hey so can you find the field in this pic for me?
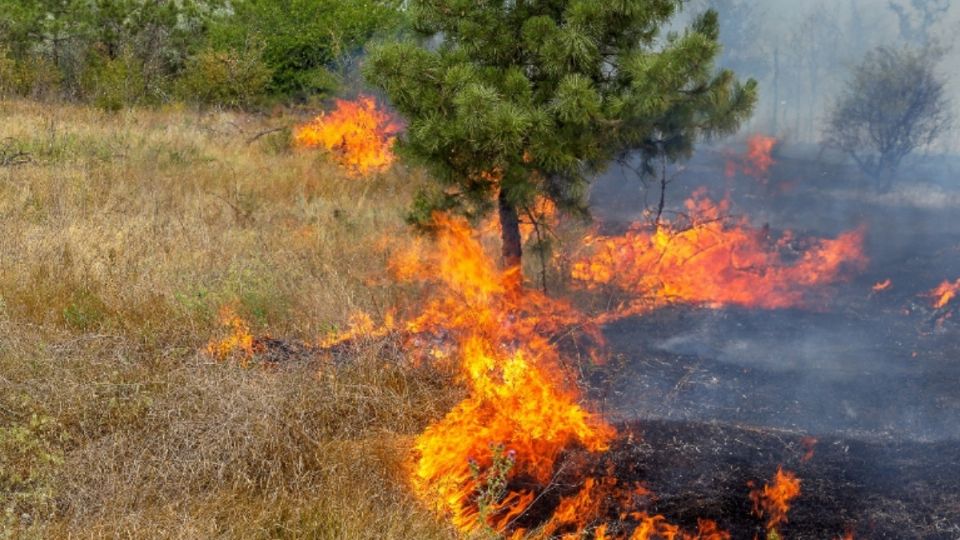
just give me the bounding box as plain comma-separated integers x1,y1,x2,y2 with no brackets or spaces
0,99,458,538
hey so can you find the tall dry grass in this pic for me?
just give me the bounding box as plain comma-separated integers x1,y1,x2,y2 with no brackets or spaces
0,99,458,538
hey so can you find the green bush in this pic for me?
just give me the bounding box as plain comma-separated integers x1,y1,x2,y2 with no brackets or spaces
207,0,406,100
0,48,62,99
80,48,146,111
176,43,273,108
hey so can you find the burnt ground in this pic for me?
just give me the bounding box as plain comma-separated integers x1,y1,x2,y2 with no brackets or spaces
580,146,960,538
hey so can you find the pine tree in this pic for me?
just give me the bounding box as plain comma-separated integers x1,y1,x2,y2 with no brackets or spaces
364,0,756,271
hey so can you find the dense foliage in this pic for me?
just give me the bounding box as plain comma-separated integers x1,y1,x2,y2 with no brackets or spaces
364,0,757,268
0,0,404,108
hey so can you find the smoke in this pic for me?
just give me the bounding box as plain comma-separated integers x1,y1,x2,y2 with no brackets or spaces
588,123,960,443
682,0,960,152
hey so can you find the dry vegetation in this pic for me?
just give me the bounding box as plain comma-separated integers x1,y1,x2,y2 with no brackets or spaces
0,99,459,538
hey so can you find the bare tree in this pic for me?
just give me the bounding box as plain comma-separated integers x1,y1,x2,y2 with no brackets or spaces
888,0,950,45
823,46,952,190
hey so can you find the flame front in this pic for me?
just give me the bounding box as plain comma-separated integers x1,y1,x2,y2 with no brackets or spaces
400,215,616,533
573,193,867,318
293,96,400,176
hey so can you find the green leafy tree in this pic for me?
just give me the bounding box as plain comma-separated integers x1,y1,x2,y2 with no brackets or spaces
364,1,756,271
824,46,952,190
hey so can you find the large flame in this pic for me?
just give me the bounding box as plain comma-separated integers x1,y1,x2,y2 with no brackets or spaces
572,192,867,318
293,96,401,176
395,215,616,532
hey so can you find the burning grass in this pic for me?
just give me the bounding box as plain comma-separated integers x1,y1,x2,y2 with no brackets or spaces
0,98,456,537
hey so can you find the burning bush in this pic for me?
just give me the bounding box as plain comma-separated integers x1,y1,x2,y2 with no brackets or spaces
294,96,401,176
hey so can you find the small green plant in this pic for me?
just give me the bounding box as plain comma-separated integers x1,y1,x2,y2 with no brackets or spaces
62,288,107,331
0,414,66,535
468,443,517,537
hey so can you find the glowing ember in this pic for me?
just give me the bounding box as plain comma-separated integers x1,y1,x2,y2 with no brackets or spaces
750,467,801,535
927,278,960,309
801,436,818,463
205,306,261,365
293,96,401,176
872,279,892,292
572,192,868,318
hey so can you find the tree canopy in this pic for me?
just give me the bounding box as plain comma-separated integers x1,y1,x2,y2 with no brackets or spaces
824,45,952,189
364,0,757,269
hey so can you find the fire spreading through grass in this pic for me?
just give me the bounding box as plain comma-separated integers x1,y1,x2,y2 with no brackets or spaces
205,143,870,535
749,467,802,538
293,96,401,176
572,192,867,320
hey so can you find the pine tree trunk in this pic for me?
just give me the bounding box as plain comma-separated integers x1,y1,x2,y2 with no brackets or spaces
498,189,522,270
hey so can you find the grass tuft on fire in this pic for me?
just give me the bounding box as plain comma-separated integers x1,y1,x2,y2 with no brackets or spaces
0,99,458,537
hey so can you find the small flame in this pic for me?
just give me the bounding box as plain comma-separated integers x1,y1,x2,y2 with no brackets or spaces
872,279,892,292
725,135,778,182
205,306,261,365
293,96,401,176
927,278,960,309
750,467,801,534
800,436,818,463
744,135,777,178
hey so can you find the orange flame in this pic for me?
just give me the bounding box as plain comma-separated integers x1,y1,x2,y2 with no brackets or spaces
872,279,892,292
750,467,801,533
744,135,777,178
725,135,777,182
927,278,960,309
293,96,401,176
205,306,261,365
800,436,818,463
317,214,731,537
572,193,867,318
399,215,615,533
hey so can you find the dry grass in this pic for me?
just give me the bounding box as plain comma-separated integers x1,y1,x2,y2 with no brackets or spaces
0,99,458,538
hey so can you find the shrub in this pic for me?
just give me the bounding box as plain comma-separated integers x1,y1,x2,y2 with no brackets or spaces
176,43,273,109
80,48,146,112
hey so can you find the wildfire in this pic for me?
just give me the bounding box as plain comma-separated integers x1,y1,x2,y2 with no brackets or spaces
927,278,960,309
293,96,401,176
572,192,867,318
750,467,802,535
397,215,616,533
205,306,262,366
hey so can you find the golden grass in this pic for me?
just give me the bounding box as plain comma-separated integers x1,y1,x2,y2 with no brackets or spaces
0,99,458,538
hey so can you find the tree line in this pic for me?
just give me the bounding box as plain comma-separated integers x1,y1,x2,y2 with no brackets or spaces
0,0,404,110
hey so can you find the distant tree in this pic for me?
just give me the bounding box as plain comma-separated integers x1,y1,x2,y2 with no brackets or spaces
888,0,950,45
364,1,756,272
824,46,952,189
